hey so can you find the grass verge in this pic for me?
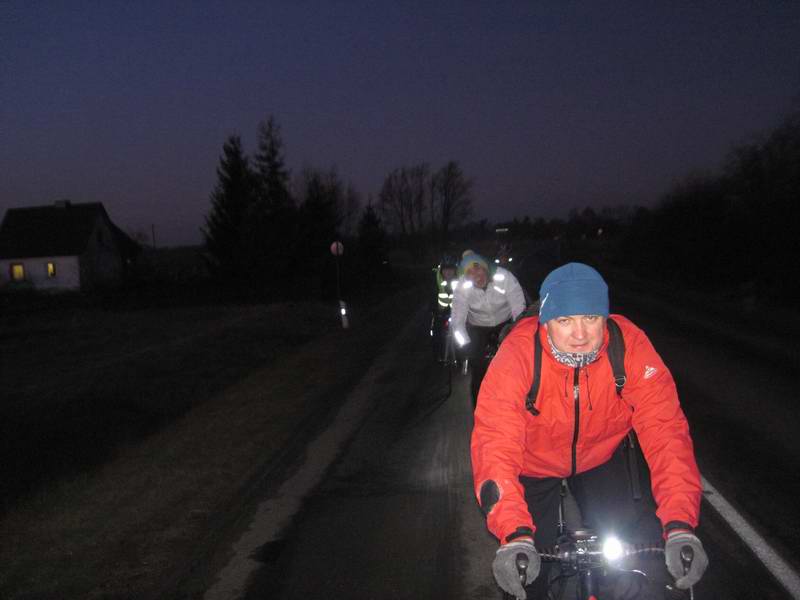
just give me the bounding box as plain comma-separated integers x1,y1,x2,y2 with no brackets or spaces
0,277,426,599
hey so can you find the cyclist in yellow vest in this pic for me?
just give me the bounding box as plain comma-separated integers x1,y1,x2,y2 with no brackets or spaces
431,257,458,362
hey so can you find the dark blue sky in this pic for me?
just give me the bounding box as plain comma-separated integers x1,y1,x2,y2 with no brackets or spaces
2,2,799,246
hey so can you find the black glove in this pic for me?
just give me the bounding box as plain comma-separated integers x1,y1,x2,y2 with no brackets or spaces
492,539,541,600
665,531,709,589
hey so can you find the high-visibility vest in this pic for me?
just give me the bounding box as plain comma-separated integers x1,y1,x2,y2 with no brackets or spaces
434,267,455,309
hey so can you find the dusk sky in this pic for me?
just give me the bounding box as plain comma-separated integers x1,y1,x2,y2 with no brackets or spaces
2,2,799,247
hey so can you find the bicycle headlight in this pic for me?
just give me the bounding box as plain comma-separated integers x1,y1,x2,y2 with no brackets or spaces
602,536,624,561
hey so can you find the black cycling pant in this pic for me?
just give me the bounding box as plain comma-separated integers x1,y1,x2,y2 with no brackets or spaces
466,321,508,406
519,437,681,600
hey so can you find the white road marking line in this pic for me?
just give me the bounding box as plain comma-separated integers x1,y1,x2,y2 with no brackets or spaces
203,312,421,600
702,475,800,599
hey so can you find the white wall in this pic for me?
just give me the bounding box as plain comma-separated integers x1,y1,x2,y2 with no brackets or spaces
81,218,123,288
0,255,81,291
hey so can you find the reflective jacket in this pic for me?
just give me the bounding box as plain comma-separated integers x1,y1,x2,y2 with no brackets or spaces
471,314,702,544
451,266,526,345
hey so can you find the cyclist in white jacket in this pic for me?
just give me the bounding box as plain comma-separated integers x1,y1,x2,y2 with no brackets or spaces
451,249,526,404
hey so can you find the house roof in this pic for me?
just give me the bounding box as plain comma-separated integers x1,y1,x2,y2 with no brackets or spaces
0,201,139,259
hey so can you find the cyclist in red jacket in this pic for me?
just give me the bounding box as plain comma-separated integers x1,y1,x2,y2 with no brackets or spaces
471,262,709,599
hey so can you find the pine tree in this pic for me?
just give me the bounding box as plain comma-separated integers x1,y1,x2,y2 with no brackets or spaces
296,168,343,296
253,116,296,283
298,168,342,259
254,116,292,213
202,135,257,281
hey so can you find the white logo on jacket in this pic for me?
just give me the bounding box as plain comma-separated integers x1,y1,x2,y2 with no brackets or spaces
644,365,657,379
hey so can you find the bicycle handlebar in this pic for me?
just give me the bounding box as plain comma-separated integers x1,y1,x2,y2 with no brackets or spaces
537,536,665,566
681,545,694,569
681,545,696,600
516,530,694,600
515,553,529,585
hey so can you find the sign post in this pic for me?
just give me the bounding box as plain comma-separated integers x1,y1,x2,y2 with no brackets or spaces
330,241,348,329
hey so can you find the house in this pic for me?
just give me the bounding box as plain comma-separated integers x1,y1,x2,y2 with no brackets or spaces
0,200,140,292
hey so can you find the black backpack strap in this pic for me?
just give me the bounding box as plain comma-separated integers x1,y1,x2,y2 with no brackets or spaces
606,317,626,396
525,323,542,416
606,318,642,500
624,430,643,501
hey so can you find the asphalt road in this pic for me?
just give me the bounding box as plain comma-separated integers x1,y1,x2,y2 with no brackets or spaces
201,267,798,599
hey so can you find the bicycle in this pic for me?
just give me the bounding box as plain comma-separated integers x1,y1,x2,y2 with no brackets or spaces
430,311,460,366
503,481,696,600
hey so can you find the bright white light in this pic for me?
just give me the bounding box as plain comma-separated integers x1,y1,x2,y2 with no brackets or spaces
340,308,347,316
429,330,433,337
494,259,500,264
449,280,458,288
508,257,513,262
454,331,467,346
493,273,505,281
493,285,506,294
463,281,473,289
440,280,448,287
603,537,624,561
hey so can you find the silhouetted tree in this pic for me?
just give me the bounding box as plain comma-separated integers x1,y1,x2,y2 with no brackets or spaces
255,116,293,212
338,183,362,239
407,163,430,234
203,135,257,281
253,116,296,285
613,105,800,304
722,108,800,299
356,203,387,279
296,167,343,293
378,168,406,234
431,161,473,243
450,218,491,244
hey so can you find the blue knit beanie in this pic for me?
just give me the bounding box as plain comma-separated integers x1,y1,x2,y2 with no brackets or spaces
458,250,489,276
538,263,609,323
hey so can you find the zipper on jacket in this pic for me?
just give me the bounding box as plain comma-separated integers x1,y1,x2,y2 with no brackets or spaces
585,369,593,411
570,367,580,477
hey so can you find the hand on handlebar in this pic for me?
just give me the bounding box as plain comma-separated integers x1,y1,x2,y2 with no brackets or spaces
665,531,708,589
492,538,541,600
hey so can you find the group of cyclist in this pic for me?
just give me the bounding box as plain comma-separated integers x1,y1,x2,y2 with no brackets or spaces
430,250,709,599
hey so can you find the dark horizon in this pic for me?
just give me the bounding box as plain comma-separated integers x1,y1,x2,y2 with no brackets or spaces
2,2,799,247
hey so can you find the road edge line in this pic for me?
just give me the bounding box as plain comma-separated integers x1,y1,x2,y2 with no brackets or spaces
702,475,800,599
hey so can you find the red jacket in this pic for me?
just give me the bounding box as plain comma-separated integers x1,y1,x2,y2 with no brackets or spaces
471,314,702,544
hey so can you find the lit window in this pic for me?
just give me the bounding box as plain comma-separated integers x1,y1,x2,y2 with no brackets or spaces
10,263,25,281
47,262,56,278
